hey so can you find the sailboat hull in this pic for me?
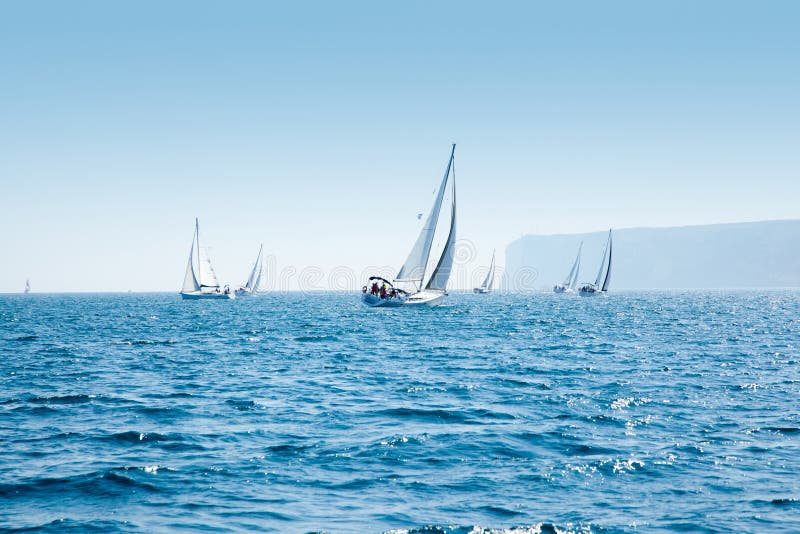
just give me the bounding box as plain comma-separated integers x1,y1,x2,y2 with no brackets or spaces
234,288,256,297
361,292,407,307
404,291,445,307
553,285,571,293
577,284,606,297
181,291,235,300
473,287,490,294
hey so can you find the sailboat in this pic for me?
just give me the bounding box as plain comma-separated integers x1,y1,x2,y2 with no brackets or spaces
362,144,457,308
473,249,495,294
578,230,612,296
554,242,582,293
24,279,30,294
235,244,263,297
180,218,235,300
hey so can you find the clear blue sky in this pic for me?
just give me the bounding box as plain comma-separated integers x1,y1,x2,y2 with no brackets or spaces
1,1,798,291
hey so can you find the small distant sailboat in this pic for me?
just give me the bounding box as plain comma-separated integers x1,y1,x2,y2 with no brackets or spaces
578,230,612,296
554,242,582,293
24,279,31,294
473,249,496,294
362,144,457,307
180,218,234,300
235,244,263,297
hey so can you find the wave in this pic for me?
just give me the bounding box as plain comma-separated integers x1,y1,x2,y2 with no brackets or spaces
113,339,178,346
0,467,166,499
376,407,515,424
383,524,596,534
6,517,138,532
10,334,38,342
28,394,96,405
293,335,339,342
102,431,199,449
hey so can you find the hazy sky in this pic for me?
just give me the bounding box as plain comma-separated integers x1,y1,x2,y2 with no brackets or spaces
1,1,798,292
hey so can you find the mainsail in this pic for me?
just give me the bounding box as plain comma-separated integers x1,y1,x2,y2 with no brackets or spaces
564,242,582,289
601,232,612,292
479,249,496,291
594,231,610,287
244,244,264,291
198,248,220,288
396,144,456,292
425,172,456,291
182,226,201,293
182,218,221,293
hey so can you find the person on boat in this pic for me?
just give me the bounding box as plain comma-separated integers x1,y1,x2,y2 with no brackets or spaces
380,284,387,299
371,282,379,296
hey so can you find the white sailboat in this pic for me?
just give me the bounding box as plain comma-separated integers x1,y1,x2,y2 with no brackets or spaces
180,218,234,300
362,144,457,308
473,249,495,294
578,230,612,296
554,242,582,293
235,244,263,297
24,279,30,294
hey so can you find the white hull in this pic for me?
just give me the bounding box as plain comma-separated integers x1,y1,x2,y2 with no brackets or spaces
553,285,572,293
181,291,235,300
361,292,407,308
234,288,256,297
473,287,490,294
404,290,445,307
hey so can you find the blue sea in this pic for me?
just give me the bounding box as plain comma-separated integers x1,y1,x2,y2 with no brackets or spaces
1,292,799,533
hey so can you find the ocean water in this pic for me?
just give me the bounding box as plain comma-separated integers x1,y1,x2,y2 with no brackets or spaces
1,291,799,533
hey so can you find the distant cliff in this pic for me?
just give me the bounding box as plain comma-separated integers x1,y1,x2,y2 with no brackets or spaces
504,219,800,289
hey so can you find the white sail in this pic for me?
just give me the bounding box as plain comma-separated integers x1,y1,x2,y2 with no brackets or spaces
244,245,263,291
182,230,201,293
480,250,495,290
565,242,582,289
424,172,456,291
194,218,220,289
24,279,31,294
396,144,456,291
198,247,220,288
601,232,612,292
569,248,581,290
594,231,610,287
184,218,220,291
